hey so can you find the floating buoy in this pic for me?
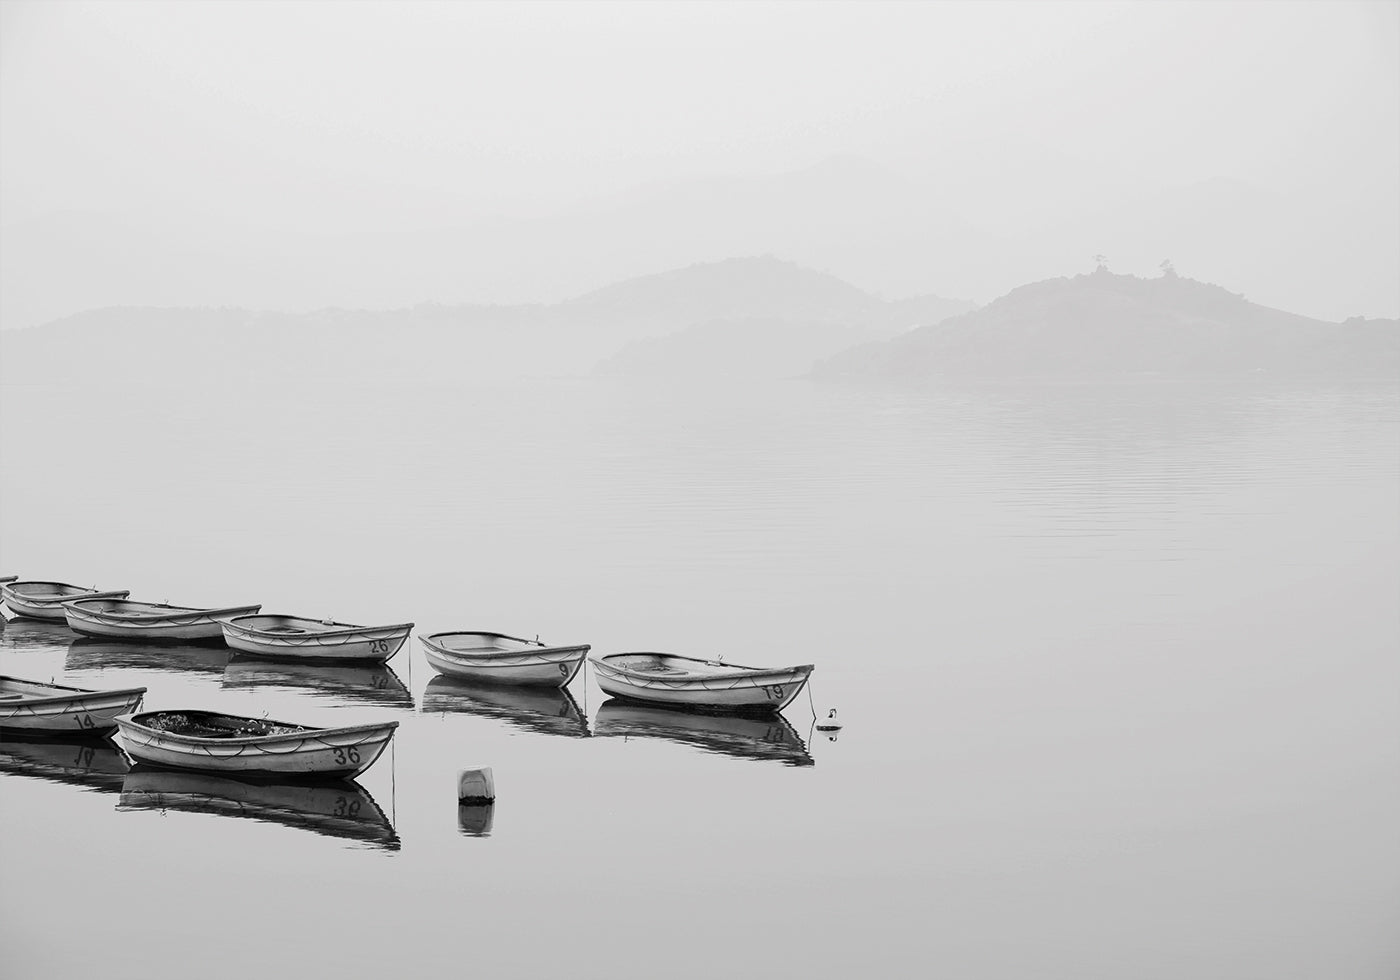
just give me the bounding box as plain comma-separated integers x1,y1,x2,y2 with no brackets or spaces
458,766,496,804
815,708,843,732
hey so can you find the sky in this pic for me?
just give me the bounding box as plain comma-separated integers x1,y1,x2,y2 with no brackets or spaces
1,0,1397,327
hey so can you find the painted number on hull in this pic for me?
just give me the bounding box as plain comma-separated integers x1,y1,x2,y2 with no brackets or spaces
332,746,362,767
558,663,570,676
767,685,785,701
72,713,95,729
368,639,390,656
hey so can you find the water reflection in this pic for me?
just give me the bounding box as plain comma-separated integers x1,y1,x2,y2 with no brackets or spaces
592,700,814,767
66,638,231,676
0,732,131,792
458,802,496,837
422,676,590,738
1,616,79,651
117,767,400,851
222,657,413,708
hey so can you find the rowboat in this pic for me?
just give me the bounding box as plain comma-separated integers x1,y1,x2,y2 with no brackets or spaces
64,598,262,642
1,581,130,621
423,676,590,738
420,631,589,686
118,768,399,849
219,615,413,662
593,700,814,767
67,638,231,677
0,675,147,733
113,710,397,778
0,732,131,793
590,653,813,713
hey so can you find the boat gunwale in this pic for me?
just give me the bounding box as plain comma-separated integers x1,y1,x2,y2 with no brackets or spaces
591,653,814,683
64,600,264,622
420,632,589,658
116,711,399,747
2,582,132,605
0,675,148,705
220,616,415,640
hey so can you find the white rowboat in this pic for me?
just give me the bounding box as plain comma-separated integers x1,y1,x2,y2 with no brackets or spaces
114,710,398,778
0,675,147,733
590,653,813,713
420,631,589,687
219,615,413,662
2,581,130,621
64,598,262,642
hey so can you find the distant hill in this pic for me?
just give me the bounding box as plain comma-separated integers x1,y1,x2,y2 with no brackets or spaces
812,269,1400,382
0,257,970,385
591,283,973,380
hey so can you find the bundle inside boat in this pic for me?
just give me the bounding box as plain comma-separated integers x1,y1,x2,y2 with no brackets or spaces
140,711,311,739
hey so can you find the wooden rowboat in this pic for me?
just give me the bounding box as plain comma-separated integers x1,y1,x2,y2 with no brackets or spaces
0,675,147,733
64,598,262,642
420,631,589,686
219,615,413,662
113,710,397,778
1,581,130,621
590,653,813,713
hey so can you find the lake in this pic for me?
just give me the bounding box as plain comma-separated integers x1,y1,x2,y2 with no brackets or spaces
2,375,1397,979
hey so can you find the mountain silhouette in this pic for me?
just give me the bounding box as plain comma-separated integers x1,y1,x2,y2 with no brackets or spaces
812,269,1400,381
0,257,968,384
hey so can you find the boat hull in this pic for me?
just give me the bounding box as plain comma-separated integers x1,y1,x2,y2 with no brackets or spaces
220,616,412,663
420,633,589,686
1,583,130,621
64,600,262,642
114,713,397,778
0,678,147,733
591,655,813,713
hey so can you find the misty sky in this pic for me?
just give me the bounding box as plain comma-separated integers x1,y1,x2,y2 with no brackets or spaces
2,0,1397,327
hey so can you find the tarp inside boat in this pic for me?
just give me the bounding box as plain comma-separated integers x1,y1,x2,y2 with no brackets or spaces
138,711,310,739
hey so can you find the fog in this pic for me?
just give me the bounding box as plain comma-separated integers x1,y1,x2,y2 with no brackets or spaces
2,0,1397,329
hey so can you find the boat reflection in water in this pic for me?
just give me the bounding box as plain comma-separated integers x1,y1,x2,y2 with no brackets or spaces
422,676,590,738
1,616,79,652
592,700,814,767
0,732,131,793
118,767,400,851
65,638,231,677
222,657,412,708
458,802,495,837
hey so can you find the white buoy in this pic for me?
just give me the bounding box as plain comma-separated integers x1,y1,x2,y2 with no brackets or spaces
815,708,843,731
458,766,496,803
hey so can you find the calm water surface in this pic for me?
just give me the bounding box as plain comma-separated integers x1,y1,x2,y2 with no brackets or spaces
2,378,1397,979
